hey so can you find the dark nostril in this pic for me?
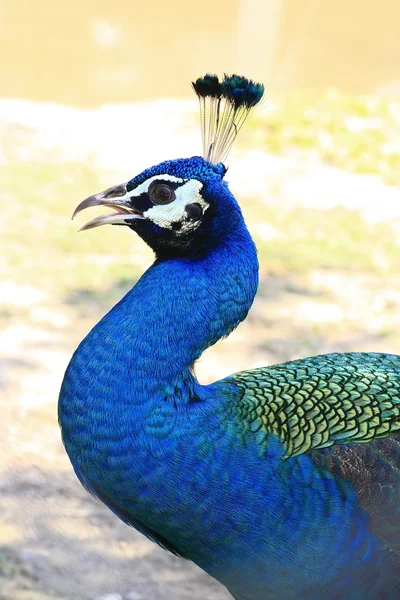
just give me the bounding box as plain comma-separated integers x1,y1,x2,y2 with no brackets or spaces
185,202,203,221
103,184,128,198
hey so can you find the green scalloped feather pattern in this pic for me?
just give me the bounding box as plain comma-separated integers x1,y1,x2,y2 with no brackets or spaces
231,353,400,458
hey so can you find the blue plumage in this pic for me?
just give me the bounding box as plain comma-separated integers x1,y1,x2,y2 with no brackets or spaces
59,75,399,599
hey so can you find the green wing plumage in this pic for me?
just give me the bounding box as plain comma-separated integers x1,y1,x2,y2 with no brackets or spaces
229,352,400,553
230,352,400,458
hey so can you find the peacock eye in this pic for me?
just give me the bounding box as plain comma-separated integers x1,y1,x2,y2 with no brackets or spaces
148,182,175,205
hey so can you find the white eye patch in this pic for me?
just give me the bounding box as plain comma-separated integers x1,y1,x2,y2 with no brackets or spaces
130,174,185,196
130,174,208,233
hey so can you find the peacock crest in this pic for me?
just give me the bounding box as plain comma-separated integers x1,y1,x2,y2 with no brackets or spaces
192,73,264,164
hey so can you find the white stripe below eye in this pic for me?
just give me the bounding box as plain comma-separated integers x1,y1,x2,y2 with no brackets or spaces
130,174,185,196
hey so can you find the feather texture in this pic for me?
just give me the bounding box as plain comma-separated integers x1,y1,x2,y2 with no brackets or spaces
313,433,400,555
229,353,400,457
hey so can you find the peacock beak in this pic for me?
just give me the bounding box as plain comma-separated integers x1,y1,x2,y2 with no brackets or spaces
72,182,145,231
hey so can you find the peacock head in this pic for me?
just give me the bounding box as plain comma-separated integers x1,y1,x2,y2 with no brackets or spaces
72,74,264,258
73,156,231,257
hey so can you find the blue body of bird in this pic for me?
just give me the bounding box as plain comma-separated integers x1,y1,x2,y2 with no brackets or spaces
59,77,399,599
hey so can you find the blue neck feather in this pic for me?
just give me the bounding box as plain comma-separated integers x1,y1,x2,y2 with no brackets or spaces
63,186,258,417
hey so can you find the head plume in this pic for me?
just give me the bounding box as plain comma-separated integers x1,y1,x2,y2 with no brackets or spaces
192,73,264,165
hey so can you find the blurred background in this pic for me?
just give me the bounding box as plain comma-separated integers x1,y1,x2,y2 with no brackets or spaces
1,1,400,599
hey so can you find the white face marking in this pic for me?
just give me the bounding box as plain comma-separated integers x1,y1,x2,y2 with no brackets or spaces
131,174,185,196
130,174,208,233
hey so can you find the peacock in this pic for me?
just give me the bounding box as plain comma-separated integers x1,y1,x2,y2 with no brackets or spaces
59,74,400,600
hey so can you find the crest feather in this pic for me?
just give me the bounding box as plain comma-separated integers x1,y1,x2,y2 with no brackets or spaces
192,73,264,164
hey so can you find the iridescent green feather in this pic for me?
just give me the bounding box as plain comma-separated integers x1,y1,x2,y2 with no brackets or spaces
231,352,400,458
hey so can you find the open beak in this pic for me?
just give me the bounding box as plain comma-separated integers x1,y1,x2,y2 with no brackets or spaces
72,182,145,231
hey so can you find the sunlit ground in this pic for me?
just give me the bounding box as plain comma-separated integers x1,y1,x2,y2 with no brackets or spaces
1,91,400,598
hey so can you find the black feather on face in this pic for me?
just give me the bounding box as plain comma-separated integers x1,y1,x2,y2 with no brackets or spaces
185,202,203,221
128,192,215,260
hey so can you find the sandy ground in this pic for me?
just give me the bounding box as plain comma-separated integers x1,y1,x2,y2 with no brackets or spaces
1,99,400,600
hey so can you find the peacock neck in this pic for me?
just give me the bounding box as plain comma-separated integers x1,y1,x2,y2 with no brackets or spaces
76,220,258,410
